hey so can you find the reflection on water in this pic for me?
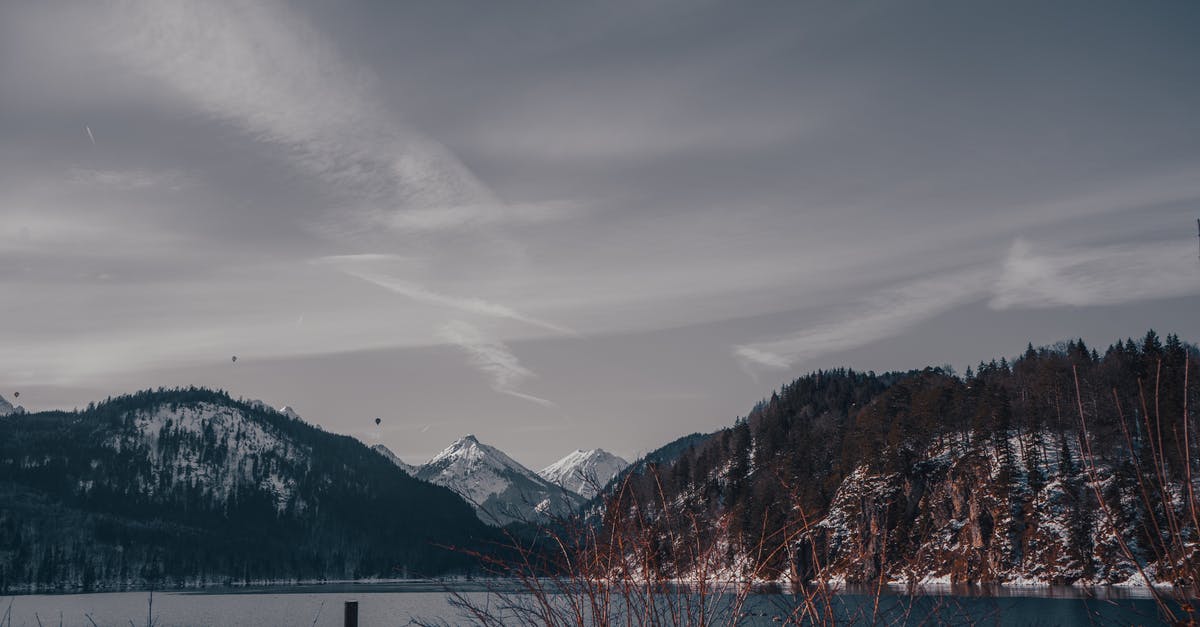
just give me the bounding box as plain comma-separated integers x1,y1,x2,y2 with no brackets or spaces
0,582,1177,626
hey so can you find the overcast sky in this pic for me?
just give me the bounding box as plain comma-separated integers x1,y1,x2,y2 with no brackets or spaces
2,0,1199,468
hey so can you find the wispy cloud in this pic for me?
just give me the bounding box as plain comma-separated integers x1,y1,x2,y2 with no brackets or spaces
734,268,993,370
313,255,575,335
345,269,575,335
991,238,1200,309
735,235,1200,372
384,201,583,233
69,168,190,191
437,320,555,407
105,0,557,233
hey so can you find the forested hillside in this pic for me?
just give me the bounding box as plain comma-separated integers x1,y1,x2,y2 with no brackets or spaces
0,388,498,592
602,331,1200,585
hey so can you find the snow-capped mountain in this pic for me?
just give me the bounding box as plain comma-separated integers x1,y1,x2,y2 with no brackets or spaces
0,394,24,417
415,434,584,526
540,448,629,499
372,443,418,476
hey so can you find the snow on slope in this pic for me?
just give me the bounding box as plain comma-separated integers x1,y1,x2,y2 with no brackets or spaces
372,443,417,476
416,435,583,526
540,449,629,499
107,401,312,513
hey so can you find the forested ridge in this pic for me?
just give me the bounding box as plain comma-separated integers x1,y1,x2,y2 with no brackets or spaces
603,331,1200,584
0,388,499,592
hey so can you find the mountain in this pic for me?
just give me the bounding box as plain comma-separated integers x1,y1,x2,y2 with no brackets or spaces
539,449,629,499
372,443,417,476
415,435,584,526
0,388,498,592
601,331,1200,586
580,431,712,519
0,394,23,417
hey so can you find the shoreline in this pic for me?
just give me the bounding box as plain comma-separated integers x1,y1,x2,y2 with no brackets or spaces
1,577,1172,599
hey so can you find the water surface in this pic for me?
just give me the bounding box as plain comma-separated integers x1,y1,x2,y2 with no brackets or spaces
0,582,1175,626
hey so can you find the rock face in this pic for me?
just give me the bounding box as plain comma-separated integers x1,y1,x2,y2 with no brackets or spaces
415,435,584,526
540,449,629,499
808,432,1129,585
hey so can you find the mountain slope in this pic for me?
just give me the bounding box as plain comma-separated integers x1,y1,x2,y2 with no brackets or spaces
0,388,498,592
372,443,418,476
539,449,629,499
416,435,583,526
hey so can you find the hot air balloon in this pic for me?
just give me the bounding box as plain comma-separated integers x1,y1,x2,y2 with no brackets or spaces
374,417,381,426
231,356,238,363
12,392,18,398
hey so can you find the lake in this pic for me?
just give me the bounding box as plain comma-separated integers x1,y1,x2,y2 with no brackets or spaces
0,582,1176,626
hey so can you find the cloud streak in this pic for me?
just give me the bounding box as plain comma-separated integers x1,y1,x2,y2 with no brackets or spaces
991,238,1200,309
735,236,1200,372
437,320,555,407
314,255,575,335
69,167,189,191
383,200,583,233
734,268,992,370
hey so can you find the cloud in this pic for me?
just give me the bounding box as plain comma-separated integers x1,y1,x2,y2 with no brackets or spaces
734,268,993,370
104,0,552,234
437,320,555,407
313,255,575,335
990,238,1200,309
384,201,583,233
734,235,1200,372
68,168,190,191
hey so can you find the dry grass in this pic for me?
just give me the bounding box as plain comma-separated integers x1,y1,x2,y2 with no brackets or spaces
1075,359,1200,624
421,468,978,626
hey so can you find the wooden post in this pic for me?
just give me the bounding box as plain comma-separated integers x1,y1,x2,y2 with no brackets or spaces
344,600,359,627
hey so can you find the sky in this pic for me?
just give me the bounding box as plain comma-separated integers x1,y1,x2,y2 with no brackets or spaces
2,0,1199,469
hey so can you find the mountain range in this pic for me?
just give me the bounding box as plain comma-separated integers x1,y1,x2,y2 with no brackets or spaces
372,439,628,525
3,330,1195,592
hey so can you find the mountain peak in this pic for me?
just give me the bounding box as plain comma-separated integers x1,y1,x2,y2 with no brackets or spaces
540,448,630,499
417,434,583,526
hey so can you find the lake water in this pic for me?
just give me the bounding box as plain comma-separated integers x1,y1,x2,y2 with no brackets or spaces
0,582,1176,626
